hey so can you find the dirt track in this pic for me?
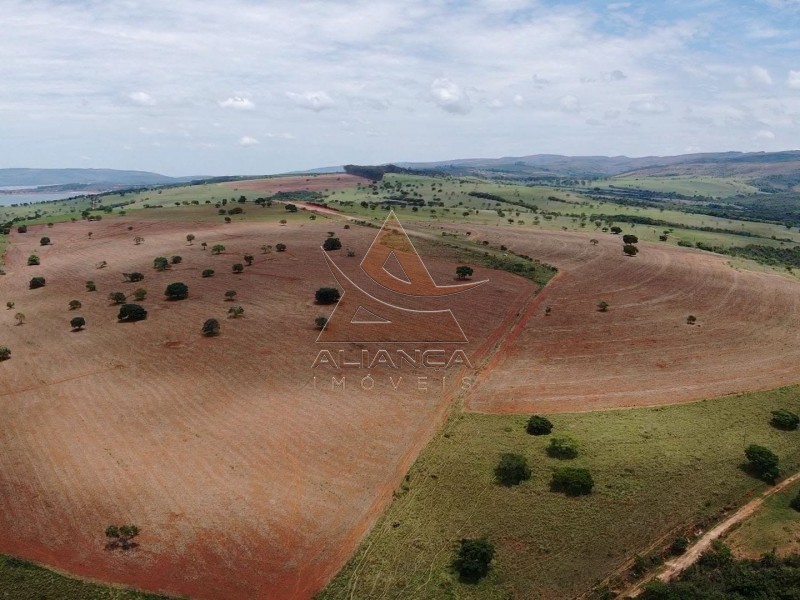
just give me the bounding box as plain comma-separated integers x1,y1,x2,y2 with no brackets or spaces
462,227,800,413
0,216,532,599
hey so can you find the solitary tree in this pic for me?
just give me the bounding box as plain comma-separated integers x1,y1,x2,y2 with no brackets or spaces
232,263,244,274
186,234,195,245
165,282,189,300
526,415,553,436
105,525,140,550
29,277,46,289
109,291,127,304
243,254,254,266
456,265,474,280
202,318,221,336
315,316,328,330
227,305,244,318
153,256,170,271
68,300,82,310
315,287,341,304
623,244,639,257
0,346,10,360
27,255,40,266
118,304,147,322
322,237,342,251
202,269,215,278
494,453,531,486
745,444,780,483
70,316,86,331
211,244,225,255
453,538,495,581
551,467,594,495
771,409,800,431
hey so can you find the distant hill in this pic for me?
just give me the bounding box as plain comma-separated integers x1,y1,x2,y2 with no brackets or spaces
0,168,196,188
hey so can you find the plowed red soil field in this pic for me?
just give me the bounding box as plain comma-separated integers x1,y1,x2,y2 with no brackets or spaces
0,216,532,599
463,227,800,413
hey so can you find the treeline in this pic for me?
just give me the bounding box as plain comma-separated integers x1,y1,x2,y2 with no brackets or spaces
343,164,443,181
588,213,760,238
639,543,800,599
725,243,800,269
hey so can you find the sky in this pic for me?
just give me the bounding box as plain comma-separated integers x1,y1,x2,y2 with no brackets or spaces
2,0,800,176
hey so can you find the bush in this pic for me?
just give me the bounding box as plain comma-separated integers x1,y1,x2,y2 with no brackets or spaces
68,300,82,310
526,415,553,436
551,467,594,495
109,291,126,304
29,277,45,289
453,538,495,581
202,318,220,336
315,287,341,304
211,244,225,255
40,237,50,246
322,237,342,251
127,272,144,282
745,444,780,483
165,282,189,300
547,436,579,459
0,346,10,360
202,269,215,277
118,304,147,322
770,409,799,431
171,255,182,265
686,315,697,325
276,243,287,252
17,225,27,233
132,288,147,301
228,305,244,318
27,255,40,266
86,280,97,292
670,535,689,555
70,316,86,330
494,453,531,486
225,290,237,300
315,316,328,330
597,300,609,312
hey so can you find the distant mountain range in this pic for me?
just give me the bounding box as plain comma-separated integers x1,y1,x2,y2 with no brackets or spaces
0,168,200,189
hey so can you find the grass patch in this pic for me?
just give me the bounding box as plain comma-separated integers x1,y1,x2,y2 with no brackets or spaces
0,554,176,599
319,387,800,600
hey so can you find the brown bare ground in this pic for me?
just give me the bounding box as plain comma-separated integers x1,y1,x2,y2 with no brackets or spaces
221,174,367,194
463,227,800,413
0,216,532,599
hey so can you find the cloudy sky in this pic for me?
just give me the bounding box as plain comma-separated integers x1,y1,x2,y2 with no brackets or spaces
3,0,800,175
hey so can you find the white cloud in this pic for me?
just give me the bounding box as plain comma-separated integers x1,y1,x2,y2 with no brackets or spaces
219,96,255,110
430,78,471,114
629,98,669,114
751,66,773,85
128,91,156,106
559,95,581,113
788,70,800,89
238,136,259,146
755,129,776,139
286,91,335,111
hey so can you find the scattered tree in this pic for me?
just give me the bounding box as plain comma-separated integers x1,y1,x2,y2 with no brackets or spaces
124,272,144,282
589,239,599,245
202,318,220,336
597,300,609,312
526,415,553,436
260,244,272,254
547,435,579,459
322,237,342,251
201,242,208,251
202,269,215,278
622,234,639,244
227,305,244,318
17,225,27,233
132,288,147,301
494,452,531,486
453,538,495,581
686,315,697,325
0,346,10,360
5,301,14,309
243,254,254,266
211,244,225,255
118,304,147,322
165,282,189,300
68,300,82,310
39,236,50,246
70,316,86,331
670,535,689,555
186,234,195,245
86,280,97,292
623,244,639,257
315,287,340,304
14,312,25,325
153,256,170,271
105,525,140,550
279,219,287,225
134,236,144,245
610,226,622,234
745,444,780,483
770,409,799,431
27,255,40,266
456,265,474,280
275,243,287,252
29,277,45,289
232,263,244,274
346,248,356,257
109,291,127,304
170,255,182,265
225,290,237,301
96,260,107,269
551,467,594,495
315,316,328,330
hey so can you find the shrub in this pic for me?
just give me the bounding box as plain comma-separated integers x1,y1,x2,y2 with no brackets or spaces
670,535,689,555
171,255,182,265
118,304,147,322
551,467,594,495
40,236,50,246
597,300,609,312
202,269,215,278
202,318,220,336
225,290,237,300
687,315,697,325
315,287,341,304
86,280,97,292
243,254,254,266
125,272,144,282
770,409,800,431
165,282,189,300
109,291,127,304
70,316,86,330
315,316,328,330
526,415,553,436
17,225,27,233
322,237,342,251
132,288,147,301
494,452,531,486
29,277,45,289
227,305,244,318
276,243,287,252
27,255,40,266
68,300,82,310
547,436,579,459
453,538,495,581
232,263,244,274
0,346,10,360
745,444,780,483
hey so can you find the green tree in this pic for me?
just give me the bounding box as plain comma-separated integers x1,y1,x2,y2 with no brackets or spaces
597,300,609,312
770,409,799,431
132,288,147,301
70,316,86,331
186,234,195,245
0,346,10,360
315,316,328,330
202,269,215,278
39,236,50,246
232,263,244,274
610,226,622,234
171,255,182,265
68,300,82,310
547,435,579,459
322,237,342,251
29,277,45,289
494,453,531,486
27,254,40,266
315,287,341,304
456,265,474,280
86,280,97,292
202,318,220,336
225,290,237,301
153,256,170,271
211,244,225,255
109,291,127,304
124,272,144,282
686,315,697,325
623,244,639,257
526,415,553,436
551,467,594,495
5,302,14,309
165,282,189,300
622,234,639,244
791,490,800,512
745,444,780,483
118,304,147,322
453,538,495,581
201,242,208,251
244,254,254,266
228,305,244,318
276,243,287,252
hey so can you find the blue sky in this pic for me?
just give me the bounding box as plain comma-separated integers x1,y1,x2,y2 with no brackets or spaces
2,0,800,175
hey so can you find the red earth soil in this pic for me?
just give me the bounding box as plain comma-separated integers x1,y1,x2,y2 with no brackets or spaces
0,215,533,599
221,174,367,195
458,226,800,413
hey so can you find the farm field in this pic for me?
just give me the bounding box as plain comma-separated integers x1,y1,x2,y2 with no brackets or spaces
0,212,537,599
